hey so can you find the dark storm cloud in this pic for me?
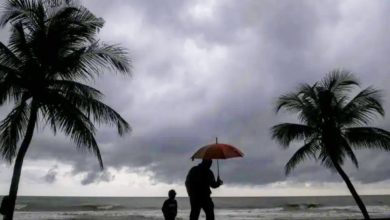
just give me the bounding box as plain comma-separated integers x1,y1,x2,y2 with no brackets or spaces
43,166,58,184
2,0,390,187
80,169,115,185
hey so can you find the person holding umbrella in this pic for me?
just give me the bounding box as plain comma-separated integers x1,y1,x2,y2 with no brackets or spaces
185,159,223,220
186,138,244,220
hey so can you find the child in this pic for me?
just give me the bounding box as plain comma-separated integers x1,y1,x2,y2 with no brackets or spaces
162,189,177,220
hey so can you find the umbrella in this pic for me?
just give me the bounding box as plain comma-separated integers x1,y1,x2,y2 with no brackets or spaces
191,137,244,178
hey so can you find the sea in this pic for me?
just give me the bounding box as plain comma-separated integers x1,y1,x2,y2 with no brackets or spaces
4,195,390,220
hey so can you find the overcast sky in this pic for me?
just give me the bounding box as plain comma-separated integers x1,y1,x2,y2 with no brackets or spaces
1,0,390,197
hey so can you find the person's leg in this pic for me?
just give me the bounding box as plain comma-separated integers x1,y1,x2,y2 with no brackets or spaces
164,214,174,220
202,197,215,220
189,196,201,220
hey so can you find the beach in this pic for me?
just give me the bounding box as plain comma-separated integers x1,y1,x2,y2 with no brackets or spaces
8,195,390,220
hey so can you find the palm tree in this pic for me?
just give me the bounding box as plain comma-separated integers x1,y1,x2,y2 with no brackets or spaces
0,0,131,219
271,70,390,220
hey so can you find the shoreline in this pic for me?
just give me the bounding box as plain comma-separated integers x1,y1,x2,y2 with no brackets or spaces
4,194,390,198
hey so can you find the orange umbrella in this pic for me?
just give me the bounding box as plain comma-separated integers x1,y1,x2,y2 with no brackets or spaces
191,138,244,178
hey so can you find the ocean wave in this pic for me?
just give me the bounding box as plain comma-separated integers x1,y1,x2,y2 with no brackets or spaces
14,211,161,220
78,204,125,211
13,206,390,220
283,203,321,210
319,206,361,213
15,204,28,210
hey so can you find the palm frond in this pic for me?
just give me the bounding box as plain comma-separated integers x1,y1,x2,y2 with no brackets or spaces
64,6,104,36
0,0,35,26
344,127,390,151
0,41,21,68
0,79,14,104
41,99,104,169
42,84,130,135
64,92,130,136
81,42,131,74
0,0,45,30
275,92,304,113
52,42,131,80
320,69,359,94
0,77,26,105
9,22,34,63
297,84,322,125
341,87,384,126
341,138,358,168
318,154,336,170
50,80,103,99
46,6,104,45
271,123,315,147
276,84,323,126
0,101,29,161
285,140,318,175
0,63,20,79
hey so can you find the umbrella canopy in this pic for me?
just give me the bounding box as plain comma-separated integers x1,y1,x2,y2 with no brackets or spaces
191,143,244,160
191,138,244,178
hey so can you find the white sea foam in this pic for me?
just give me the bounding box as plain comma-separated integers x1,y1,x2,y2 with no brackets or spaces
14,204,28,210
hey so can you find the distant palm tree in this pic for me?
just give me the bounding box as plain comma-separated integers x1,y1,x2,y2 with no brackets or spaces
0,0,131,219
271,70,390,220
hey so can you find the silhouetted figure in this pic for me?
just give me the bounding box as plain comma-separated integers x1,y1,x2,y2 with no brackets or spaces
162,189,177,220
185,159,223,220
0,196,11,220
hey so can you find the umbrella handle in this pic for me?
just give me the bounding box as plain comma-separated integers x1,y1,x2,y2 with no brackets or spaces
217,159,220,179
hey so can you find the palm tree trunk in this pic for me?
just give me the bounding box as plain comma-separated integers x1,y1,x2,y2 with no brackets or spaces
4,103,38,220
332,161,370,220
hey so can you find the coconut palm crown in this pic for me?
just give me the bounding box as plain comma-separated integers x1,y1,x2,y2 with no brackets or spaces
0,0,131,219
271,70,390,220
